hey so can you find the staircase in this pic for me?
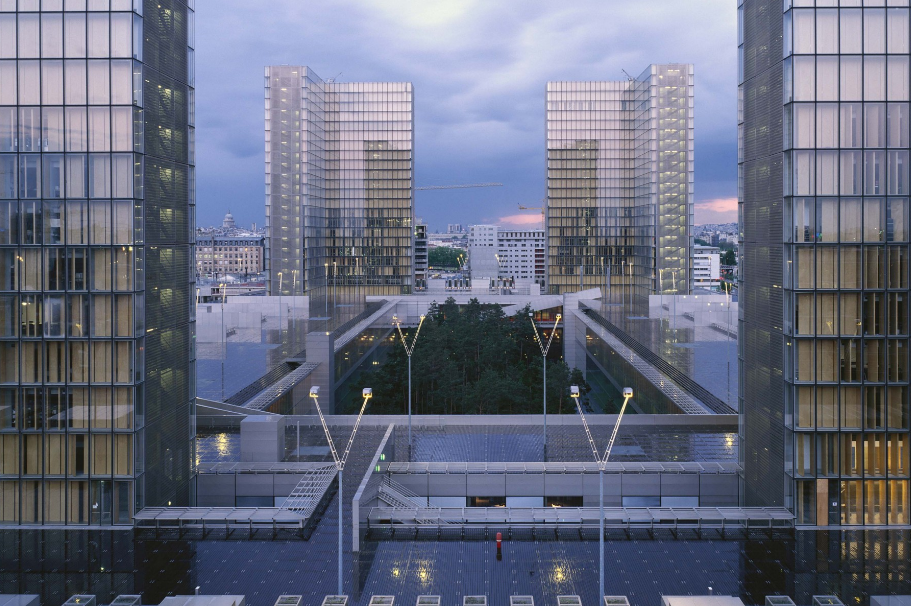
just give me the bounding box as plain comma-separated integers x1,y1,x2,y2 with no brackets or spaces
378,477,426,508
377,478,456,525
280,464,338,519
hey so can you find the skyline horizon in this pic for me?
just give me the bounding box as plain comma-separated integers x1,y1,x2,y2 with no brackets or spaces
193,0,737,230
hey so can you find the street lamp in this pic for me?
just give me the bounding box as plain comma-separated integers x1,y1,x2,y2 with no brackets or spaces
309,385,373,595
530,311,561,458
572,384,633,602
392,313,426,458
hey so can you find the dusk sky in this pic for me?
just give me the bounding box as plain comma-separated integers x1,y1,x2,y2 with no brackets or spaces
195,1,737,231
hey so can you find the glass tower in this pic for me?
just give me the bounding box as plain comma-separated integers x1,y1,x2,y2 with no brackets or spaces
545,65,695,306
0,0,196,524
740,0,910,525
265,66,414,301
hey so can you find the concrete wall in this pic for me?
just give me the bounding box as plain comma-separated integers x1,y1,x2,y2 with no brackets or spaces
196,472,310,507
239,416,286,462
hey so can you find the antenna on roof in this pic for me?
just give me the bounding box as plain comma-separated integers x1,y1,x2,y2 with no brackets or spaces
621,69,634,81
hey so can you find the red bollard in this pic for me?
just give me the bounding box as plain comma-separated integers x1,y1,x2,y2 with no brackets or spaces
496,532,503,560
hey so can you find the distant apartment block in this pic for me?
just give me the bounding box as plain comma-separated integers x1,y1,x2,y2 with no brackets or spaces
546,65,695,305
196,234,265,277
468,225,546,286
265,66,414,299
693,245,721,291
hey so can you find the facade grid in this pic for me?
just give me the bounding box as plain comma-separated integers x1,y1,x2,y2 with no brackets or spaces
0,0,196,525
740,0,911,526
545,65,695,307
265,67,414,301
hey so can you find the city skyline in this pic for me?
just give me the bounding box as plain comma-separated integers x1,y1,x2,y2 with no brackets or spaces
192,0,737,230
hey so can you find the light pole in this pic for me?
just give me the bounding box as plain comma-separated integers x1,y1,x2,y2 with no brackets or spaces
309,385,373,596
571,384,633,602
324,262,329,318
530,311,561,459
393,313,426,458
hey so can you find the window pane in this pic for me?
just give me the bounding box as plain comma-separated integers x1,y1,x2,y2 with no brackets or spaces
793,9,815,53
63,13,86,58
110,59,131,105
888,197,908,241
18,61,40,105
0,61,16,105
794,56,816,101
42,107,64,152
87,60,110,105
816,56,838,101
18,14,39,58
888,56,910,101
865,56,887,101
64,59,86,105
842,9,863,53
817,103,838,147
42,60,64,105
845,151,863,195
110,13,131,57
87,13,109,58
0,15,15,59
816,9,838,53
87,107,110,151
88,154,110,198
865,8,887,54
794,104,815,147
65,154,86,198
841,57,863,101
41,13,63,58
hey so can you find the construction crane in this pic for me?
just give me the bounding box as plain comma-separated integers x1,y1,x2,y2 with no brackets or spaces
415,183,503,191
518,200,546,229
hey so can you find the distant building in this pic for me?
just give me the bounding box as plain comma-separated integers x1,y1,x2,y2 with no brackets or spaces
447,224,465,234
415,221,429,290
196,234,265,277
265,66,414,298
223,211,237,229
546,65,695,304
693,245,721,291
468,225,546,286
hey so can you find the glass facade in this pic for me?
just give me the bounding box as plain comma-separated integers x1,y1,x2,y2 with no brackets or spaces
740,0,911,526
0,0,196,524
265,67,414,301
545,65,695,307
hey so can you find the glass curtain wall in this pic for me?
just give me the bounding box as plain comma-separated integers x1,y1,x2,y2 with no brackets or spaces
741,0,911,526
265,69,414,303
545,66,694,308
0,0,195,525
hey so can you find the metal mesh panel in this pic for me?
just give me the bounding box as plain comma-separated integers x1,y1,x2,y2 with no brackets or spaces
739,0,786,508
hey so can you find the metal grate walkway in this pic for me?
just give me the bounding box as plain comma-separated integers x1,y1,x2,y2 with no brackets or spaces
280,464,338,519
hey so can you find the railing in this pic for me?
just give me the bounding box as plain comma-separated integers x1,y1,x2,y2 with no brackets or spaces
366,506,794,531
581,305,736,415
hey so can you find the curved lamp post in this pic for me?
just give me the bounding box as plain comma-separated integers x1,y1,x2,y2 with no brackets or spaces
309,386,373,595
572,384,633,602
392,313,426,458
530,311,561,458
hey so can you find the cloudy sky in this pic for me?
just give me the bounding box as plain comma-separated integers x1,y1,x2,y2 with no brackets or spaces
195,0,738,231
